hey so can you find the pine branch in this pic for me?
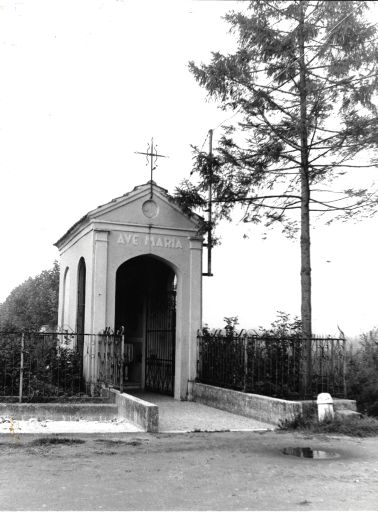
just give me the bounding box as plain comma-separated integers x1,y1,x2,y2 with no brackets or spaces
248,202,302,210
263,0,301,22
311,163,376,168
309,194,376,211
258,91,299,120
319,73,378,93
212,194,303,204
309,70,378,87
250,82,298,96
258,109,301,150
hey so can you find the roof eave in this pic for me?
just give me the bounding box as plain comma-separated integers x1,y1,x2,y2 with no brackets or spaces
54,214,90,250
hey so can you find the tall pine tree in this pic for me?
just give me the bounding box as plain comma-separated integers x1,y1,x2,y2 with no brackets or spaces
177,1,378,395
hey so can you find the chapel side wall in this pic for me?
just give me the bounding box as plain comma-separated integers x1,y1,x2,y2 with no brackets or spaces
57,229,95,382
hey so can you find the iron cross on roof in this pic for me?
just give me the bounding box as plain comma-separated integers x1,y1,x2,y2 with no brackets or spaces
135,138,168,198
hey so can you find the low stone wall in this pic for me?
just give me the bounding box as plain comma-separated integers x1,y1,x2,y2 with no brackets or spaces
0,403,118,421
107,388,159,432
192,383,302,425
192,383,358,425
333,399,357,412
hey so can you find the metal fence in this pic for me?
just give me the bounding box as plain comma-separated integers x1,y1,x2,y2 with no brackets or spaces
0,329,347,402
0,331,88,401
197,330,346,399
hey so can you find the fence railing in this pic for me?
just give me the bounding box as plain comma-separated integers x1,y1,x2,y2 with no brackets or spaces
0,328,137,401
197,330,346,399
0,331,88,401
97,327,127,392
0,329,346,402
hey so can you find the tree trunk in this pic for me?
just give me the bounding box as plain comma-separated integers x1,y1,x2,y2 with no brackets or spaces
298,1,312,397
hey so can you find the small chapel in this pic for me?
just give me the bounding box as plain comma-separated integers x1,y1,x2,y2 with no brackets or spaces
54,181,203,400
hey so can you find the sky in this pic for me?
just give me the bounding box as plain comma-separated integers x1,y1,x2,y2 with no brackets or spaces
1,0,378,338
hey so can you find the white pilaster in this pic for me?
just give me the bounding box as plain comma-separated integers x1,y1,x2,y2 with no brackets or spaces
90,230,109,384
187,236,203,395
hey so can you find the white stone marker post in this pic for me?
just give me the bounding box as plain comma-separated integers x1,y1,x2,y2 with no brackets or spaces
317,392,334,422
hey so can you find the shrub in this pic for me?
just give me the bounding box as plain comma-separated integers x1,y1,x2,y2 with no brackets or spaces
0,332,85,399
346,329,378,416
279,413,378,437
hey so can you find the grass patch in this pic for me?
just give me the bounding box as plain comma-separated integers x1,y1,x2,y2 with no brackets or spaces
279,414,378,437
0,437,86,450
0,442,26,449
30,437,86,446
95,439,143,446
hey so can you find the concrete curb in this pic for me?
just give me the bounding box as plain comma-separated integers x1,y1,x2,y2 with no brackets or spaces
192,383,357,426
192,383,301,425
107,388,159,432
0,403,118,421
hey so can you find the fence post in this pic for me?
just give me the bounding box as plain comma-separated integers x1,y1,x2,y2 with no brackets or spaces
105,328,109,387
243,336,248,392
120,326,125,394
90,334,96,396
330,337,335,392
19,332,25,403
196,332,200,381
342,337,347,397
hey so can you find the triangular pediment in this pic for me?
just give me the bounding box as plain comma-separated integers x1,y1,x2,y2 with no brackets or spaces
93,182,201,229
55,182,202,248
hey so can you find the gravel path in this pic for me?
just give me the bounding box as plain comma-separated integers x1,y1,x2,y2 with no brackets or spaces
0,394,272,434
0,430,378,510
141,393,273,432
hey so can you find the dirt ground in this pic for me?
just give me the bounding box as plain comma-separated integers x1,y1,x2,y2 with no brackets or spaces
1,430,378,511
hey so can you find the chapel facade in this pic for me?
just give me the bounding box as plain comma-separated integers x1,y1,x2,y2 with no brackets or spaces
54,182,203,400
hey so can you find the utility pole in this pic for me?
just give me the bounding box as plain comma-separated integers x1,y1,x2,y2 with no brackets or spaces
203,129,213,277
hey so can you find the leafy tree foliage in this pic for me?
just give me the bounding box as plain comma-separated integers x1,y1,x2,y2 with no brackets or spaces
347,330,378,417
177,0,378,393
257,311,302,338
0,262,60,331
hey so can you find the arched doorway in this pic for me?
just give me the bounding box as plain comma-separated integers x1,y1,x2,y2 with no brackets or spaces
115,255,176,395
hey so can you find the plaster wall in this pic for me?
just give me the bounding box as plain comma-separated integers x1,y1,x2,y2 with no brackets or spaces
57,227,94,381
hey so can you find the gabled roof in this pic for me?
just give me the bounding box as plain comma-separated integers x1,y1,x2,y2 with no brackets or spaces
54,181,203,249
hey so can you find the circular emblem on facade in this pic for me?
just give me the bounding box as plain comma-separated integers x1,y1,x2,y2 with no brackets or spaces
142,199,159,219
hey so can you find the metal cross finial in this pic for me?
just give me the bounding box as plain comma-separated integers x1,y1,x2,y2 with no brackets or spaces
135,138,168,198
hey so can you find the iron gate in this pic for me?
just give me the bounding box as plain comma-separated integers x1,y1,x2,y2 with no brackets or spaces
145,291,176,395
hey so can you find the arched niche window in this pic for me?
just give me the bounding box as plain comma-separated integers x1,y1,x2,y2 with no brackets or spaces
76,258,86,336
62,266,70,328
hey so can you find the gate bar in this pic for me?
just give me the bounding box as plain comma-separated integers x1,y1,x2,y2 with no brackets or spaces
19,332,25,403
120,326,125,393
